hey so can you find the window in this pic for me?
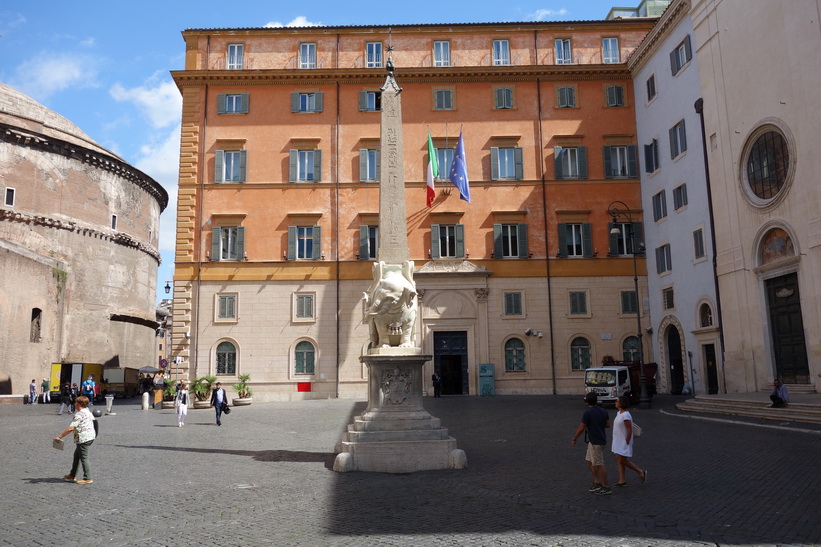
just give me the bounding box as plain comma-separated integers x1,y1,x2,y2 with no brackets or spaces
621,291,638,315
227,44,244,70
434,40,450,67
605,85,624,107
111,215,117,230
215,150,247,183
30,308,42,343
673,184,688,210
294,341,315,374
490,147,524,180
289,149,322,182
555,39,572,64
434,89,453,110
569,291,588,315
217,294,237,320
504,338,526,372
554,146,588,179
503,292,523,316
652,190,667,222
299,42,316,69
359,225,378,259
495,87,513,109
644,139,659,173
211,226,245,261
646,74,657,102
699,303,713,327
366,42,382,68
4,187,14,207
558,223,592,258
359,149,380,182
656,243,672,274
622,336,640,361
359,91,381,112
435,148,454,181
604,145,637,178
745,130,789,200
493,39,510,65
291,92,323,113
217,93,249,114
494,224,528,258
670,35,692,75
431,224,464,259
609,222,643,256
570,337,592,371
294,293,315,319
670,120,687,159
693,228,706,260
287,226,322,260
662,287,675,309
602,38,620,63
557,86,576,108
216,341,237,374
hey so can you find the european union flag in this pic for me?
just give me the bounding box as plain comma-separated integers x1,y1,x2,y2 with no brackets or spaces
449,131,470,203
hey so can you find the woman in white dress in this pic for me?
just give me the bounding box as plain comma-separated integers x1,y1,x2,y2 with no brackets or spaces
611,396,647,486
174,380,190,427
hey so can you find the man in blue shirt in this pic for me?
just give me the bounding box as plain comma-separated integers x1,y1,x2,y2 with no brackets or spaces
81,375,96,406
571,392,613,495
210,381,228,426
769,379,789,408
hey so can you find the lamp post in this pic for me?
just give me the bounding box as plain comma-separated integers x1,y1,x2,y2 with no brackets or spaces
607,201,651,409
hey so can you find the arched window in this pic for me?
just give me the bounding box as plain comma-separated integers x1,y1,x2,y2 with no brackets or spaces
699,303,713,328
570,337,592,371
216,341,237,375
295,341,315,374
504,338,526,372
622,336,640,361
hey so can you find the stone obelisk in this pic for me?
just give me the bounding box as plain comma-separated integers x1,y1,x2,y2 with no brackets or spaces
333,54,466,473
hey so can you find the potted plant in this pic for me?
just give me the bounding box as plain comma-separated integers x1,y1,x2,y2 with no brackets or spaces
191,376,216,409
232,373,253,406
161,378,177,409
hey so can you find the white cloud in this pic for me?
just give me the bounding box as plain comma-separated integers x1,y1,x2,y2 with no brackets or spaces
79,37,96,48
530,8,569,21
11,52,98,101
265,16,322,28
110,78,181,130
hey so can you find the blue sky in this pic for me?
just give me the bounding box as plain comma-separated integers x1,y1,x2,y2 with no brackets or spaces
0,0,621,303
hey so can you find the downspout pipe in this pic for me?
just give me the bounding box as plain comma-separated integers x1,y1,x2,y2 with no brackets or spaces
334,33,341,398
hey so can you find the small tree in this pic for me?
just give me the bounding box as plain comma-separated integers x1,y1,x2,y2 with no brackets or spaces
233,373,253,399
191,376,217,402
162,378,177,402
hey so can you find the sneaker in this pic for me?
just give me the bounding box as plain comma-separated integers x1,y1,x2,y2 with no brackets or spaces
63,475,76,482
588,482,602,492
76,479,94,485
595,487,613,496
641,470,648,484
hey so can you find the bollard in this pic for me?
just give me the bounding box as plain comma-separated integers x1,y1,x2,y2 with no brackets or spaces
141,391,149,410
105,395,115,415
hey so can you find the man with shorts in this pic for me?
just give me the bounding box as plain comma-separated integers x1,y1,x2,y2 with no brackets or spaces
571,392,612,495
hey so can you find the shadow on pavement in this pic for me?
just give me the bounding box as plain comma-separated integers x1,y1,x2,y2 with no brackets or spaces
112,444,335,465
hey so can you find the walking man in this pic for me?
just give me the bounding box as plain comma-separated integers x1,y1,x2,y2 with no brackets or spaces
210,381,227,426
41,378,51,404
29,379,37,404
571,392,613,495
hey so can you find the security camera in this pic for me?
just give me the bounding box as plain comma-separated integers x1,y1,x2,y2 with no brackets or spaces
524,328,532,336
645,326,653,334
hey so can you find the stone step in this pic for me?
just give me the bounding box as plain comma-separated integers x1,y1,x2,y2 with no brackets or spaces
676,396,821,424
758,384,816,394
343,428,452,443
350,416,442,431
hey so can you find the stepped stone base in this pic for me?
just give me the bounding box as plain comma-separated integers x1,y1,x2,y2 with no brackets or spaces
333,353,466,473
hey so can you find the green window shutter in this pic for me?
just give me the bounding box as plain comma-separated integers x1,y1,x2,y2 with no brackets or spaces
558,87,567,107
359,91,368,111
603,146,613,179
291,92,300,112
568,87,575,107
517,223,528,258
374,149,381,181
514,147,524,180
359,149,368,182
683,35,692,62
289,150,298,182
314,92,324,112
632,222,644,251
235,226,245,260
215,150,225,183
627,145,637,177
490,147,500,180
669,127,677,158
557,223,568,258
493,224,503,258
670,48,678,75
238,150,247,182
554,148,564,179
240,93,249,113
430,224,441,259
608,222,619,256
495,88,503,108
211,227,221,261
680,120,687,152
312,226,322,259
578,146,588,179
217,94,227,114
313,149,322,182
359,226,369,259
582,223,593,258
287,226,297,261
616,86,624,106
455,224,465,258
644,143,654,173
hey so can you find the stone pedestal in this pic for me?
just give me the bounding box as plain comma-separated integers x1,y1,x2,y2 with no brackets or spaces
333,353,466,473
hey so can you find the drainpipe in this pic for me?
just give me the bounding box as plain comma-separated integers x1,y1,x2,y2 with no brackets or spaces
334,79,341,399
694,98,726,393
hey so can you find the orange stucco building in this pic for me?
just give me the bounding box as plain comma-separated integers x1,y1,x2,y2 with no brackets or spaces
170,20,655,400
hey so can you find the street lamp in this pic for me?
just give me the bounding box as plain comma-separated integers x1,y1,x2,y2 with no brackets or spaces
607,200,652,409
164,281,172,295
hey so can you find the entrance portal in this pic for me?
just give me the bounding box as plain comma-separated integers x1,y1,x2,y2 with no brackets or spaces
704,344,719,394
667,326,684,395
766,273,810,384
434,331,468,395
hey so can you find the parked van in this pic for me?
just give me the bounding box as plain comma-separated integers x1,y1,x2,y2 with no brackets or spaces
584,359,658,405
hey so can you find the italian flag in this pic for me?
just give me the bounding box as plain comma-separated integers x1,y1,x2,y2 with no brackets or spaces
426,132,438,208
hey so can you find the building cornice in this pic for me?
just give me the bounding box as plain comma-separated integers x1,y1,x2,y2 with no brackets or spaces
627,0,690,74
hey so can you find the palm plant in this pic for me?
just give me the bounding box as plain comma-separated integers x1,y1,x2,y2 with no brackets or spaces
191,376,217,402
233,373,253,399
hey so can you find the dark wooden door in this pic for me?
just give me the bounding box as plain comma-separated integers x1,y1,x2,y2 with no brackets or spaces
434,331,469,395
766,273,810,383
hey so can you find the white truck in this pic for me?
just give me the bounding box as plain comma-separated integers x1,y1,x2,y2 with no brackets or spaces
583,360,658,405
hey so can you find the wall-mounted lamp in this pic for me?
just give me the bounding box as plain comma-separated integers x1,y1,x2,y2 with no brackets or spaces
524,328,543,338
164,281,172,295
184,331,191,339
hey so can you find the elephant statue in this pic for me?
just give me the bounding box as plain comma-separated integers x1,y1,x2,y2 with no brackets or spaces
363,261,418,348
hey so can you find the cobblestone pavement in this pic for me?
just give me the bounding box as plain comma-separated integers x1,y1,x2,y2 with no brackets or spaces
2,394,819,546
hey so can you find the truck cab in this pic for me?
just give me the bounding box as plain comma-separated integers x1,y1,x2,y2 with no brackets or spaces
584,366,630,405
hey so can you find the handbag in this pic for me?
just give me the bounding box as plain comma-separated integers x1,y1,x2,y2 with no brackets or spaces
222,402,231,414
632,423,642,437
